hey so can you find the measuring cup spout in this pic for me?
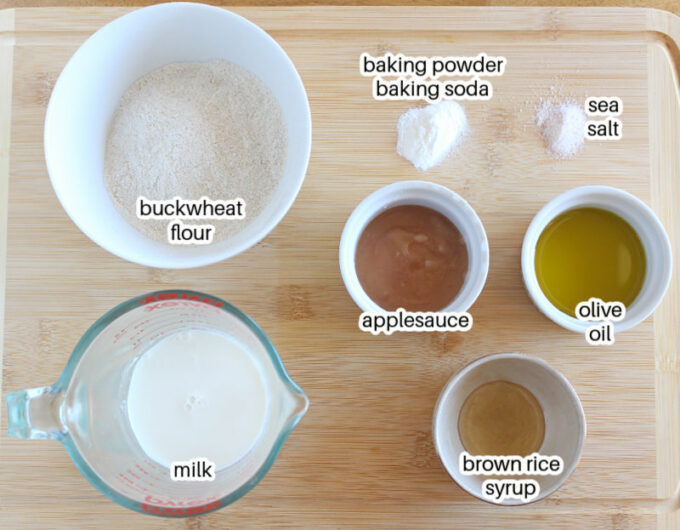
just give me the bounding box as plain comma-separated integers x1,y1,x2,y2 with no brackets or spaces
6,386,66,440
282,383,309,429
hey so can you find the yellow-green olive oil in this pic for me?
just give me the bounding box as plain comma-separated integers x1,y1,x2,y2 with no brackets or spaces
534,207,646,316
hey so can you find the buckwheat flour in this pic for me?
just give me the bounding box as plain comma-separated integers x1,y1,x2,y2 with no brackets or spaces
105,60,287,244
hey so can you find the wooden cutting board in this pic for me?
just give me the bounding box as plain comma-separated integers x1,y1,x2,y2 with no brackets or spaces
1,6,680,528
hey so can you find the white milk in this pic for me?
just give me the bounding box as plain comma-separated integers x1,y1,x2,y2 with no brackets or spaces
126,329,268,469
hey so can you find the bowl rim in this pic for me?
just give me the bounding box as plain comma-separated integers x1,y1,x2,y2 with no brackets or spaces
520,185,673,332
338,180,490,313
431,352,587,506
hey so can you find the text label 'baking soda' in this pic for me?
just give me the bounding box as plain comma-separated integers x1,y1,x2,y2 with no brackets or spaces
359,308,472,335
459,451,564,504
360,52,506,103
575,298,625,346
585,97,622,141
136,196,245,245
171,458,215,481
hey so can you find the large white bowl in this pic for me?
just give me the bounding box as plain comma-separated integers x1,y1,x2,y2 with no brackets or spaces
45,2,311,269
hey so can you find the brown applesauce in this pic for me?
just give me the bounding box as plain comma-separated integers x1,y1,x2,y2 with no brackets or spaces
355,204,468,311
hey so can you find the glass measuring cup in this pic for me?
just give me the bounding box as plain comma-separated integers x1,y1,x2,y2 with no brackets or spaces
6,290,309,517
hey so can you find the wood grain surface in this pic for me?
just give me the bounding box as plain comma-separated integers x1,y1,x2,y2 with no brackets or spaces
1,5,680,529
4,0,680,19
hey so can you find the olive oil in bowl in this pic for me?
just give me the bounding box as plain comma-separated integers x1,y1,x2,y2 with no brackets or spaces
535,207,646,316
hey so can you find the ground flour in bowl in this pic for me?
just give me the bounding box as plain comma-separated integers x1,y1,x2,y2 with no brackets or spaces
104,60,287,244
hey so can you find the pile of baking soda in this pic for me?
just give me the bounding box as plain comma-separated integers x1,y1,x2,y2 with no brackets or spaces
396,101,468,171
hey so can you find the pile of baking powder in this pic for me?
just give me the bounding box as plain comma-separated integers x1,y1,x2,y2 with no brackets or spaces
396,101,468,171
105,60,287,244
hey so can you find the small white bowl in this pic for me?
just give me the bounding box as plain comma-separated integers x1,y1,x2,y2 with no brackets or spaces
44,3,311,269
521,186,672,332
433,353,586,505
339,181,489,313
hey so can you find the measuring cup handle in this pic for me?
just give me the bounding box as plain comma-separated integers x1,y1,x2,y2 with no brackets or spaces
6,386,66,440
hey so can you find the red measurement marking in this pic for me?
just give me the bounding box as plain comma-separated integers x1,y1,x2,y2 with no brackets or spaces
139,292,223,309
141,500,220,517
118,474,134,485
144,495,219,506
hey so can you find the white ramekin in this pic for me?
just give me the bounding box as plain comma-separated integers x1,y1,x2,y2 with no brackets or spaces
339,181,489,313
433,353,586,506
521,186,672,333
44,3,311,269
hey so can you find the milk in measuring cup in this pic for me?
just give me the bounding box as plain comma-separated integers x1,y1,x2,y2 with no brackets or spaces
126,329,269,469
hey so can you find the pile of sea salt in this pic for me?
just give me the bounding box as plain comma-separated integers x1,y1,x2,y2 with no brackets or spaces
536,102,587,158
